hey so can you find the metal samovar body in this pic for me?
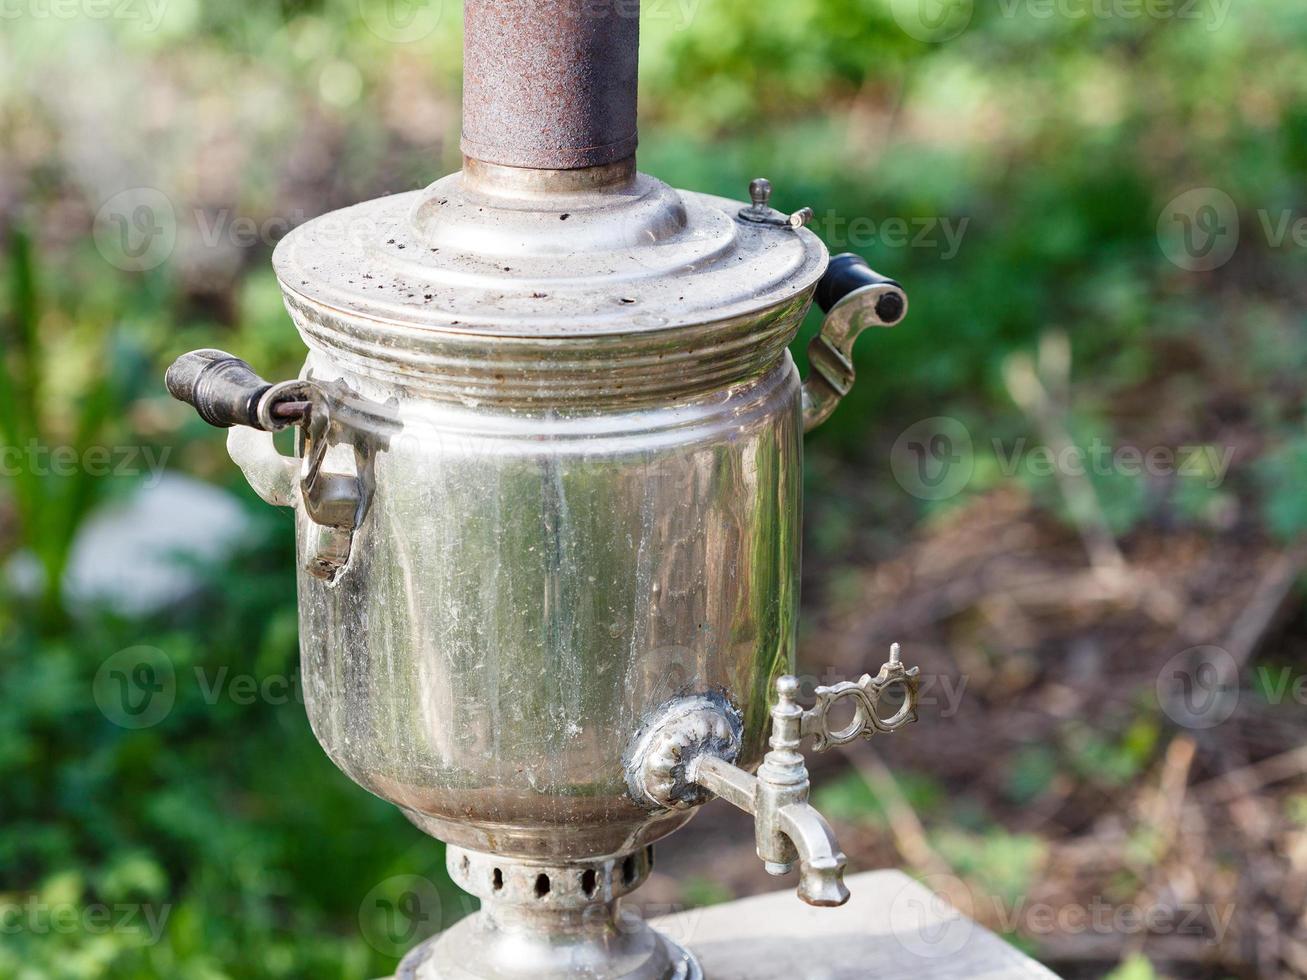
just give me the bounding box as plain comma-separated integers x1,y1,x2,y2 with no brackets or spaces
167,4,922,977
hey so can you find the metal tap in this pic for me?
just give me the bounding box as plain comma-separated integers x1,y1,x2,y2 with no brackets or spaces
629,646,920,908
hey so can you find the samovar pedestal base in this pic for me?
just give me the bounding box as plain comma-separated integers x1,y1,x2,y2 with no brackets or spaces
397,846,701,980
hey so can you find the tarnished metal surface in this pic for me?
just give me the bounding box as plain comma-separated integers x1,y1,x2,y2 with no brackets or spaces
272,169,826,346
163,5,916,976
294,353,804,860
170,158,910,976
462,0,640,170
169,12,916,959
397,847,703,979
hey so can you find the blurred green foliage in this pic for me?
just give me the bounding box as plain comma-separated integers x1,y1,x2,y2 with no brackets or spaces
3,0,1307,976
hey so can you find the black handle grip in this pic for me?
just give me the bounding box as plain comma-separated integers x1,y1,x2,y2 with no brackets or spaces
166,349,273,429
815,253,906,324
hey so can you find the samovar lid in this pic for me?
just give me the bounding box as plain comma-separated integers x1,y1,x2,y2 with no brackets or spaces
273,161,826,340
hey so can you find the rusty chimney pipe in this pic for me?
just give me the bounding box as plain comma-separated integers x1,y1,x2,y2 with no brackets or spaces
461,0,640,172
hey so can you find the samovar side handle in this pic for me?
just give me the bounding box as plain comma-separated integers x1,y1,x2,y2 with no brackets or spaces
165,349,364,582
802,253,908,432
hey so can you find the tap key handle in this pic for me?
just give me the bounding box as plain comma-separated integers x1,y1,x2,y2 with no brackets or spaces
794,644,921,753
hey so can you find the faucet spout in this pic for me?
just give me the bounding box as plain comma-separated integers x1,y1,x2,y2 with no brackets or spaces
628,656,919,912
685,754,852,909
778,802,851,908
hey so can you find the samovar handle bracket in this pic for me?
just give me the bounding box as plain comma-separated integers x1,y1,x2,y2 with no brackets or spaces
801,253,908,432
166,349,365,582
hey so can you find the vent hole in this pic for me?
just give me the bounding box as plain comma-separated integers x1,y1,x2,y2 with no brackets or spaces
645,845,655,871
581,869,597,898
460,855,470,874
492,868,504,891
622,855,638,886
535,873,551,899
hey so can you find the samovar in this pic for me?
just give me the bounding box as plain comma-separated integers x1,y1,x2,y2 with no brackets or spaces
166,3,921,976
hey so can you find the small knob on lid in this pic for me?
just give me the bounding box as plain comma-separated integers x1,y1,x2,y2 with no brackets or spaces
739,177,812,229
